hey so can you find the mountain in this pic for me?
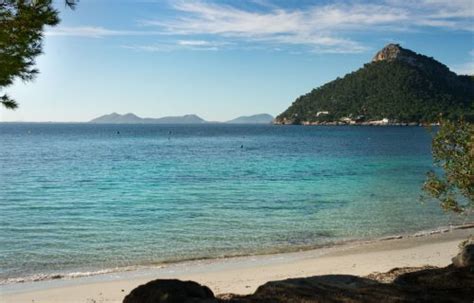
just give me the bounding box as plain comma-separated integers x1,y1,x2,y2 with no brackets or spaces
89,113,143,124
144,114,206,124
226,114,274,124
276,44,474,124
89,113,206,124
89,113,275,124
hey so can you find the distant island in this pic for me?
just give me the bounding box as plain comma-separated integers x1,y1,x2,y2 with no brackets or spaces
226,114,274,124
275,44,474,125
89,113,206,124
89,113,274,124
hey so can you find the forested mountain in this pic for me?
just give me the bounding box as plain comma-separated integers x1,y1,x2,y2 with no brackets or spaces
276,44,474,124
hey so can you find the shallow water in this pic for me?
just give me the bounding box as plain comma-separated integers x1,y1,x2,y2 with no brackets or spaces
0,123,466,282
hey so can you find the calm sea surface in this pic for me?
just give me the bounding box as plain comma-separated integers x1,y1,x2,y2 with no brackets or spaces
0,123,467,282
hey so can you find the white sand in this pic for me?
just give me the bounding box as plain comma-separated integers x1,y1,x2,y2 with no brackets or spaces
1,226,472,303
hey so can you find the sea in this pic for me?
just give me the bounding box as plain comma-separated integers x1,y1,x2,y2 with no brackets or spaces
0,123,469,284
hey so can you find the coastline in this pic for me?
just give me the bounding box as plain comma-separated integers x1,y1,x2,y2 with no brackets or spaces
2,223,472,286
273,121,439,126
1,224,472,303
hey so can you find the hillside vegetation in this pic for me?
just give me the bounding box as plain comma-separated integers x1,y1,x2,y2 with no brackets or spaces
276,44,474,124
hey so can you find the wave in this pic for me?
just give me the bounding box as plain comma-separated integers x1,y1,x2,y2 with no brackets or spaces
0,265,158,285
2,223,473,286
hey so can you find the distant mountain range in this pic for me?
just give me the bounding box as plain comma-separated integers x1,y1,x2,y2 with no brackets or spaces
89,113,274,124
89,113,206,124
225,114,274,124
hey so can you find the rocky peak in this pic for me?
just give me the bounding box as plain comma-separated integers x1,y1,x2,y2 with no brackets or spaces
372,43,428,69
372,44,404,62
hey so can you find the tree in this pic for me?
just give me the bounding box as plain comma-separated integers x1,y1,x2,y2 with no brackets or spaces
423,118,474,213
0,0,76,109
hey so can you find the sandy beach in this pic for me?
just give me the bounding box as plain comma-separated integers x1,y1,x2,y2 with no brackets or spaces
1,225,472,303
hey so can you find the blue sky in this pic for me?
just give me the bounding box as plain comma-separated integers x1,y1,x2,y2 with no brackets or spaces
1,0,473,122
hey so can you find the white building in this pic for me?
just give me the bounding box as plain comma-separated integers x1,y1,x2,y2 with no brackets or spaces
316,111,329,117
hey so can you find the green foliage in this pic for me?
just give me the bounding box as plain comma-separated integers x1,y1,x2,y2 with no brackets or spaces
0,94,17,109
0,0,76,109
276,54,474,124
423,119,474,213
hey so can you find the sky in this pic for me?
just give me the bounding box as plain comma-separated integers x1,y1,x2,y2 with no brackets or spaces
1,0,473,122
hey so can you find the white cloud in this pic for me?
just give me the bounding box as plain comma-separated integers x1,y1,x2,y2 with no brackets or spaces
48,1,473,53
45,26,162,38
453,61,474,75
144,2,388,53
386,0,474,30
122,44,174,52
452,49,474,75
141,0,473,53
178,40,211,46
415,0,474,19
177,40,231,47
123,39,224,52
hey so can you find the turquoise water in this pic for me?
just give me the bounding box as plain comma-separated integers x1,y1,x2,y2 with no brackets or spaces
0,124,465,283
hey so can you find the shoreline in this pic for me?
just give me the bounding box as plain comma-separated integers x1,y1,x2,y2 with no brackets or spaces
1,223,473,302
273,121,439,126
2,223,472,286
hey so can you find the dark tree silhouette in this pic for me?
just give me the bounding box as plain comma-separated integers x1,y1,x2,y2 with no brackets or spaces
0,0,77,109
